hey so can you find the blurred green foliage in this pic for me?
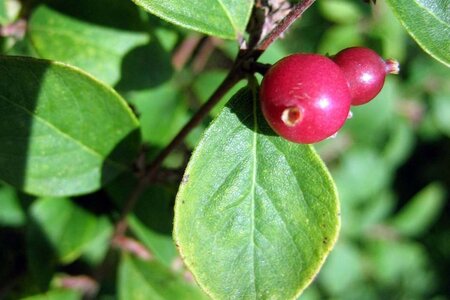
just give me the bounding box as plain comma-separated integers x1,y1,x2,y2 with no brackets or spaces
0,0,449,299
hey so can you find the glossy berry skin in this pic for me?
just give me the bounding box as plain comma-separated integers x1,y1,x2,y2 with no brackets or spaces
333,47,396,106
260,54,351,144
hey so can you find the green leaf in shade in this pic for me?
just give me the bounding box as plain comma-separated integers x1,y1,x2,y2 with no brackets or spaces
390,183,446,237
127,83,190,147
28,5,149,85
28,197,99,264
79,216,113,266
0,184,26,226
318,25,363,55
21,289,81,300
369,239,433,295
0,56,139,196
174,88,340,299
118,254,209,300
193,70,246,117
106,174,178,267
129,0,253,39
318,0,363,24
26,197,99,289
386,0,450,67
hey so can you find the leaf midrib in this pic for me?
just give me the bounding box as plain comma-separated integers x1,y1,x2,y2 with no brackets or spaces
413,0,450,27
249,88,258,296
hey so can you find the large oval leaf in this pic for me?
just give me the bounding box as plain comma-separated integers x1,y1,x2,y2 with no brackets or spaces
0,56,139,196
174,88,340,299
130,0,253,39
386,0,450,67
28,4,149,85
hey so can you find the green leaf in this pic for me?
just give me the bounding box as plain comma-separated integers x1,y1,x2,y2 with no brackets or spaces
106,174,178,267
318,25,363,55
0,184,26,226
118,254,209,300
0,56,139,196
174,88,340,299
319,240,363,295
127,82,190,147
390,183,446,237
318,0,363,24
193,70,246,117
129,0,253,39
22,289,81,300
0,0,8,24
431,92,450,136
369,239,433,295
0,0,20,25
386,0,450,67
28,197,99,264
334,148,390,205
79,216,113,266
28,5,149,85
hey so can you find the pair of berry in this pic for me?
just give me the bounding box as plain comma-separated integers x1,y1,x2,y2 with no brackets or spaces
260,47,399,144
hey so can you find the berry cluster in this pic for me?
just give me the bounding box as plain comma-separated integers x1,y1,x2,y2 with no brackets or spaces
260,47,399,144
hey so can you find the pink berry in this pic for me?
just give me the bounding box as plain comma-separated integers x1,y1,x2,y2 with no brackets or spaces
332,47,399,106
260,54,352,144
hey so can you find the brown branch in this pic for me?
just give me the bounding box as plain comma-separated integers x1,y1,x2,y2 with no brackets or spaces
257,0,316,51
142,71,243,182
172,35,202,70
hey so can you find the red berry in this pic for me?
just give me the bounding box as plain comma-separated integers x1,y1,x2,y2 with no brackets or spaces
260,54,351,144
332,47,399,106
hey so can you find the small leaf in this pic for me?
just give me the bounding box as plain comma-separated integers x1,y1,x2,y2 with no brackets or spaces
319,241,363,295
386,0,450,67
21,289,81,300
0,56,139,196
26,197,100,289
0,184,26,226
28,5,149,85
118,254,209,300
129,0,253,39
80,216,113,266
106,175,178,267
0,0,20,25
390,183,446,237
127,83,190,147
174,88,340,299
319,0,363,24
28,197,99,264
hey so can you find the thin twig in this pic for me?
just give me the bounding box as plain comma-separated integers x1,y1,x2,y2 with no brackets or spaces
142,71,243,182
257,0,316,51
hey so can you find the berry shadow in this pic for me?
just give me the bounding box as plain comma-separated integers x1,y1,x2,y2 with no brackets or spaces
227,87,277,137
